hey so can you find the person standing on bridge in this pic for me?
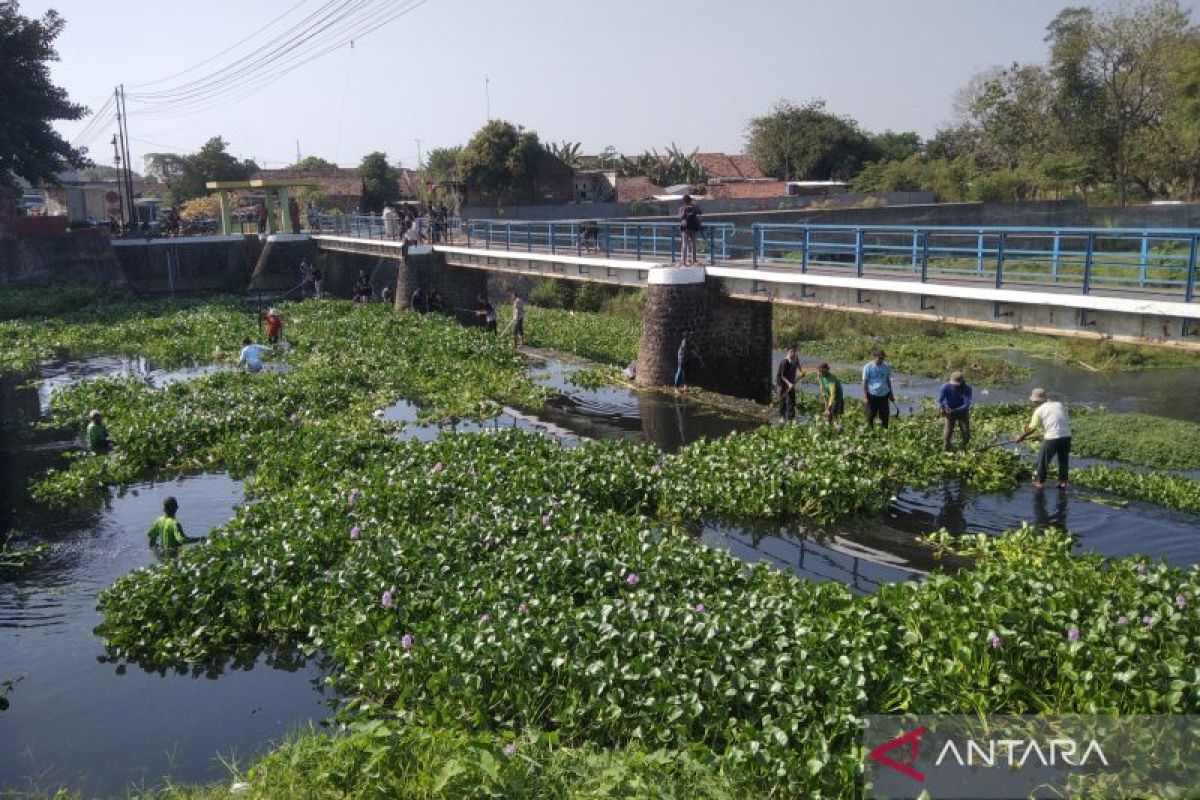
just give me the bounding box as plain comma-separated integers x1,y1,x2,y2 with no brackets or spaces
937,370,972,450
862,349,895,429
678,195,702,266
1016,388,1072,490
382,205,399,239
775,343,804,421
306,202,320,232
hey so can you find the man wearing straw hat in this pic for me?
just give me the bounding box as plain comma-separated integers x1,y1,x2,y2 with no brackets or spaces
1016,388,1072,489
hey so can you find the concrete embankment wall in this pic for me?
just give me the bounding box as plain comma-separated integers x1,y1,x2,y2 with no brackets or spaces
0,231,125,286
113,235,263,294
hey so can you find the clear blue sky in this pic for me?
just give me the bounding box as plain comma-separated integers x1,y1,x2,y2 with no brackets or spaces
26,0,1197,171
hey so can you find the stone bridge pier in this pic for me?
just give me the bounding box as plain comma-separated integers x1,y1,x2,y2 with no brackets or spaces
635,267,772,402
394,247,489,320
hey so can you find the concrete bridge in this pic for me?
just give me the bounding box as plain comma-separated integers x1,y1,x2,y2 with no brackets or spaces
246,218,1200,402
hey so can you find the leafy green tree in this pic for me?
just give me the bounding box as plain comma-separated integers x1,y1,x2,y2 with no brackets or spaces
546,141,583,168
617,144,707,186
456,120,541,201
0,1,87,201
291,155,338,169
145,137,258,205
425,147,461,182
746,100,881,181
359,151,399,212
869,131,923,162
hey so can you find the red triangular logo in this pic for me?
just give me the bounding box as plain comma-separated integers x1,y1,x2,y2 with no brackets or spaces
868,725,926,782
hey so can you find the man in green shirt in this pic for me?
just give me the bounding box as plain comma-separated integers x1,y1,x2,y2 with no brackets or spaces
816,363,844,430
147,497,203,549
86,409,111,452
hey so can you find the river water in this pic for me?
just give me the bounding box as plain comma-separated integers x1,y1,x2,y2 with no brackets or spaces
1,350,1198,795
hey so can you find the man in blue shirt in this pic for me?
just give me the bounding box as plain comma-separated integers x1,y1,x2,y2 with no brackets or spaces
861,349,894,429
937,370,972,450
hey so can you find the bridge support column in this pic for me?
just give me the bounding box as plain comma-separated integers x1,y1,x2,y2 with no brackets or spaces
636,267,772,402
395,247,488,320
249,233,316,292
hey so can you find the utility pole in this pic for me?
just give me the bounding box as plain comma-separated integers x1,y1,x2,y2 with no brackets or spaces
415,138,423,168
111,134,126,226
296,139,301,163
116,85,136,224
485,75,490,121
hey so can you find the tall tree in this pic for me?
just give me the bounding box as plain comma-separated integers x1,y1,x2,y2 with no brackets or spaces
291,155,338,169
746,100,881,181
456,120,541,201
424,146,462,182
358,152,399,212
869,131,924,162
0,1,87,202
144,137,258,205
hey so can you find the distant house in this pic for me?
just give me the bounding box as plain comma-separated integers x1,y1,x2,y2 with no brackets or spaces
693,152,767,181
464,149,575,208
252,168,364,211
703,180,788,200
615,176,665,203
573,170,616,203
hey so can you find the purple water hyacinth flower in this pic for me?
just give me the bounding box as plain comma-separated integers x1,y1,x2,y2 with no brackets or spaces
470,513,480,525
541,514,552,527
350,525,361,541
1066,627,1081,641
431,461,444,475
1143,616,1155,628
694,603,707,613
502,743,517,757
1176,594,1188,610
987,632,1003,649
650,463,662,476
479,613,491,622
1135,564,1148,575
381,590,394,609
1117,615,1129,625
518,603,528,614
348,489,361,506
401,633,413,650
626,573,639,587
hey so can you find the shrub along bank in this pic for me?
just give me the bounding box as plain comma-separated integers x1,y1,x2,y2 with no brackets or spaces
11,298,1200,796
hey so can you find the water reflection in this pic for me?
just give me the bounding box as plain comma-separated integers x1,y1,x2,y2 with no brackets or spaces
0,470,330,796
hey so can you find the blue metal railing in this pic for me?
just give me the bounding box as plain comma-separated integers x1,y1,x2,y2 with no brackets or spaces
313,216,1200,302
314,212,462,242
462,219,736,264
751,223,1200,301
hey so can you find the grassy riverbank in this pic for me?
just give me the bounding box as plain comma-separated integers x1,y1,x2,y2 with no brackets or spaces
4,295,1199,797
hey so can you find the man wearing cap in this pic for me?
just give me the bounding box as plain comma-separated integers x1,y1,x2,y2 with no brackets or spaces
861,349,895,429
816,362,844,429
1017,388,1072,489
937,371,973,450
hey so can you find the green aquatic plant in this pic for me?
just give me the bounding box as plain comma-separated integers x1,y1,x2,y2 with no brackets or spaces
1074,466,1200,515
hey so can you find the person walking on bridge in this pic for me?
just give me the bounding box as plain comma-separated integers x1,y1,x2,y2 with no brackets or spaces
1017,388,1072,490
937,371,972,450
775,343,804,421
862,349,895,429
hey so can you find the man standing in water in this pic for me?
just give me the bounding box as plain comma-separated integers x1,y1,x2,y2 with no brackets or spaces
775,343,803,421
1017,388,1072,489
511,291,526,347
86,409,111,452
816,363,844,429
861,349,895,429
238,337,264,373
147,496,203,548
937,370,972,450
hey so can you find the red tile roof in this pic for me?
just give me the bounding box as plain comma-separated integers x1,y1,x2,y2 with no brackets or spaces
615,176,664,203
695,153,765,180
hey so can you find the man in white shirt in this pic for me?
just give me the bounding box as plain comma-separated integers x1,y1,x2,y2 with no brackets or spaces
382,206,399,238
238,337,264,373
1017,387,1072,489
